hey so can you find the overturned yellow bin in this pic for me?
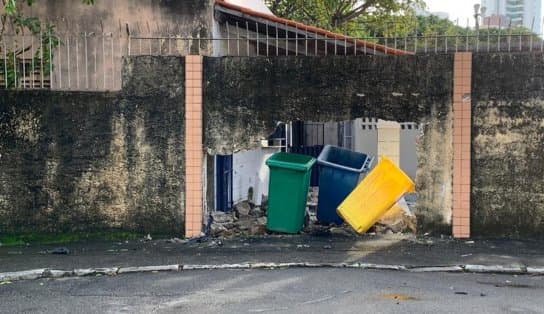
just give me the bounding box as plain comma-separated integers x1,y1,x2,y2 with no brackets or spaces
337,157,415,234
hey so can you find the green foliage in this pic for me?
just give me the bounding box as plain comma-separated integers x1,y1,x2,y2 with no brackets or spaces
266,0,424,34
0,230,141,247
1,0,93,88
266,0,540,44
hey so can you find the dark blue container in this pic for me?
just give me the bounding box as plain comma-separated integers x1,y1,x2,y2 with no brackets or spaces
317,145,373,224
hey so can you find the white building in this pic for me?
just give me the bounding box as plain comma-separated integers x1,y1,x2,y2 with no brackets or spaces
481,0,542,33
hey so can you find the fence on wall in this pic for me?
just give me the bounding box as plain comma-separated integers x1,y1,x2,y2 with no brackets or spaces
2,25,544,91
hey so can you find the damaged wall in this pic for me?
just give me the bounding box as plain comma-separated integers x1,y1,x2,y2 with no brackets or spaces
472,53,544,237
0,56,185,234
203,56,454,231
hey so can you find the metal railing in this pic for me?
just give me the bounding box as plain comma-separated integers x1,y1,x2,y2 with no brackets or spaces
1,29,543,91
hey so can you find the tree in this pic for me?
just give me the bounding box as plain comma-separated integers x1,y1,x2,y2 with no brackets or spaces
266,0,424,35
1,0,94,88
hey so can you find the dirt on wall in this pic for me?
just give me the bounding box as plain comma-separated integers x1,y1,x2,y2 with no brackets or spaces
472,53,544,237
0,56,186,234
203,55,454,232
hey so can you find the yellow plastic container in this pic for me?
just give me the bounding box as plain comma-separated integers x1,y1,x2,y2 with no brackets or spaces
337,157,415,234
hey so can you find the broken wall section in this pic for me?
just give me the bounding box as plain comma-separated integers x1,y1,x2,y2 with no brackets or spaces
0,56,186,234
203,55,454,232
472,53,544,237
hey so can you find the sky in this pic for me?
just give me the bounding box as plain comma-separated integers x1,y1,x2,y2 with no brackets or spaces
426,0,544,27
425,0,479,26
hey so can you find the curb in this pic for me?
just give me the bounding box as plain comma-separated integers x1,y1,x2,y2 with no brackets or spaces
1,263,542,282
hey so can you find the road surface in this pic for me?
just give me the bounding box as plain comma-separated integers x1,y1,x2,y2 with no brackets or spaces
1,269,543,313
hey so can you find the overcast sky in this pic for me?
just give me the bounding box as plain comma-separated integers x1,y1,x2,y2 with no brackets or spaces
425,0,479,25
426,0,544,27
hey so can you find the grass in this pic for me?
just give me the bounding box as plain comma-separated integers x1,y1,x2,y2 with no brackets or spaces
0,231,144,247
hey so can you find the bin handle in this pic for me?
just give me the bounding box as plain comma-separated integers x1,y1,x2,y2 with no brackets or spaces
363,156,375,172
317,156,370,173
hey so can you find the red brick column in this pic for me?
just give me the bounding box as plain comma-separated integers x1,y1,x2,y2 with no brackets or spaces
185,56,203,238
452,52,472,239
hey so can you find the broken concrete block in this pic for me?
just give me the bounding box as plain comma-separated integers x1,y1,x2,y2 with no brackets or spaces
376,198,417,234
249,224,267,236
250,206,265,217
235,201,251,217
256,216,267,226
210,223,228,236
211,211,235,224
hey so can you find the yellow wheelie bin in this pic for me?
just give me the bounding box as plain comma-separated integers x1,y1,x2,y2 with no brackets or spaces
337,157,415,234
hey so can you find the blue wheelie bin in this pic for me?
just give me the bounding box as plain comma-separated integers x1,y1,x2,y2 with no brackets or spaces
317,145,373,225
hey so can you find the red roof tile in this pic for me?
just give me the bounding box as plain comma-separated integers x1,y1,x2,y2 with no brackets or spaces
215,0,413,56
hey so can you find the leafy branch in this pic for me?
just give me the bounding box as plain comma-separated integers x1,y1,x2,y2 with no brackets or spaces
1,0,94,88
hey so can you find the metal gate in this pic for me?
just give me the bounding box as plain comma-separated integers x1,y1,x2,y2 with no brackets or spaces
215,155,233,211
289,145,323,187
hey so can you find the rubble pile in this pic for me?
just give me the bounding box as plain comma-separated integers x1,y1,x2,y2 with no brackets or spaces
209,190,417,238
210,201,268,237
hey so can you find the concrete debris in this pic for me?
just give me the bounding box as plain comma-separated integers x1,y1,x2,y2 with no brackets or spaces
329,227,355,237
250,207,264,217
234,201,251,217
211,211,236,224
208,240,223,247
249,224,267,236
210,207,268,237
375,198,417,234
166,237,187,244
307,187,319,208
210,223,229,237
208,186,419,238
256,217,267,225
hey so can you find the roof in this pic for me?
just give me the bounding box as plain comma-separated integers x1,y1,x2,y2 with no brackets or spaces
214,0,412,56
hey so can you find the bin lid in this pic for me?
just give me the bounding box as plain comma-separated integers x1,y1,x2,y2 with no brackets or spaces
265,152,316,172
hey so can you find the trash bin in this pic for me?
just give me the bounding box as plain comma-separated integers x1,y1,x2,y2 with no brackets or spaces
265,152,316,233
337,157,415,234
316,145,373,224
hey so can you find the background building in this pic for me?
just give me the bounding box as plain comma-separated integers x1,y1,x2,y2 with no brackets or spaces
481,0,542,33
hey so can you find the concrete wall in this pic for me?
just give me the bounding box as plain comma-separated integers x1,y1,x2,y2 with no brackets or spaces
21,0,213,90
472,53,544,237
0,56,185,234
204,56,454,231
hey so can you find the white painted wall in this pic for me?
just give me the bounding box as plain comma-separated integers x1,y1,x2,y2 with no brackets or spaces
353,118,378,158
400,122,421,180
225,0,274,15
232,147,280,205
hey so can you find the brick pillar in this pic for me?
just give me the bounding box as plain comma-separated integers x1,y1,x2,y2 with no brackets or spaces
185,56,203,238
452,52,472,239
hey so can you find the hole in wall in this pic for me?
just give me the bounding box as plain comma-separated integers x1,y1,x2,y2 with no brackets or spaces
208,118,423,236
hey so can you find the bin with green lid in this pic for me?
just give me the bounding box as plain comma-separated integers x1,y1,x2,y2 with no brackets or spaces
265,152,316,233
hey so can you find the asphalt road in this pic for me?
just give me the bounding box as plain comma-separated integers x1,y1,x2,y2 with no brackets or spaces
1,269,543,314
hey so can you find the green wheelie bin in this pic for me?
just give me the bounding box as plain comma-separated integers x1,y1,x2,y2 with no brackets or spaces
265,152,316,233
